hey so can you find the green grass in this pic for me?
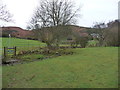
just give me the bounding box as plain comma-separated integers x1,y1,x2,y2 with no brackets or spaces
1,37,46,54
2,37,45,47
2,47,118,88
0,66,2,89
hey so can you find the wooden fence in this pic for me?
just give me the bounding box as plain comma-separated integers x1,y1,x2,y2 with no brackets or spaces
4,47,16,57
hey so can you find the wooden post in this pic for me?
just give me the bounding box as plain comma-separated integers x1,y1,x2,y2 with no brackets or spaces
4,47,6,57
14,47,16,56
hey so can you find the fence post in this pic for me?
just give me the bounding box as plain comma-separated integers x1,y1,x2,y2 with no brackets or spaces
14,46,16,56
4,47,6,57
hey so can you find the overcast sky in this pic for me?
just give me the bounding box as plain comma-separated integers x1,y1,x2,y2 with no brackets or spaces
0,0,119,29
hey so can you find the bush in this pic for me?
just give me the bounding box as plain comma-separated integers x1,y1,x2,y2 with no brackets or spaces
87,40,99,47
79,37,89,48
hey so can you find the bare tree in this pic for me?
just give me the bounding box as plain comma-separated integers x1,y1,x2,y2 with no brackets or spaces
33,25,72,49
104,20,119,46
31,0,80,27
0,4,13,22
71,31,89,48
92,22,107,46
29,0,81,49
91,21,119,47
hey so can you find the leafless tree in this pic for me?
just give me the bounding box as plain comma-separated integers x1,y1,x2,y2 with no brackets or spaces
29,0,81,49
71,31,89,48
0,4,13,22
92,20,119,47
30,0,80,27
92,22,107,46
104,20,119,46
33,25,72,49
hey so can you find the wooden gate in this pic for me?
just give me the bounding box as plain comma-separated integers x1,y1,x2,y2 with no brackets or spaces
4,47,16,57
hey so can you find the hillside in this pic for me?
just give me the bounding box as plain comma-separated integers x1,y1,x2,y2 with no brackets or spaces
1,25,91,39
67,25,91,37
1,27,33,38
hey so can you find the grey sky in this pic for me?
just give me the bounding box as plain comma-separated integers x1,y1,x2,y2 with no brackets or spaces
0,0,119,29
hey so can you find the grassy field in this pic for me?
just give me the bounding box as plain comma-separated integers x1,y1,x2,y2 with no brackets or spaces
2,47,118,88
1,38,99,54
1,37,46,54
2,37,46,47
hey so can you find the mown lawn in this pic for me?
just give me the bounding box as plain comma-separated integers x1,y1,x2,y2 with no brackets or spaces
2,47,118,88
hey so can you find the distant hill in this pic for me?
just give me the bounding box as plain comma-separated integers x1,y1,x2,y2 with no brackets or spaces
66,25,91,37
1,25,91,39
1,27,33,39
